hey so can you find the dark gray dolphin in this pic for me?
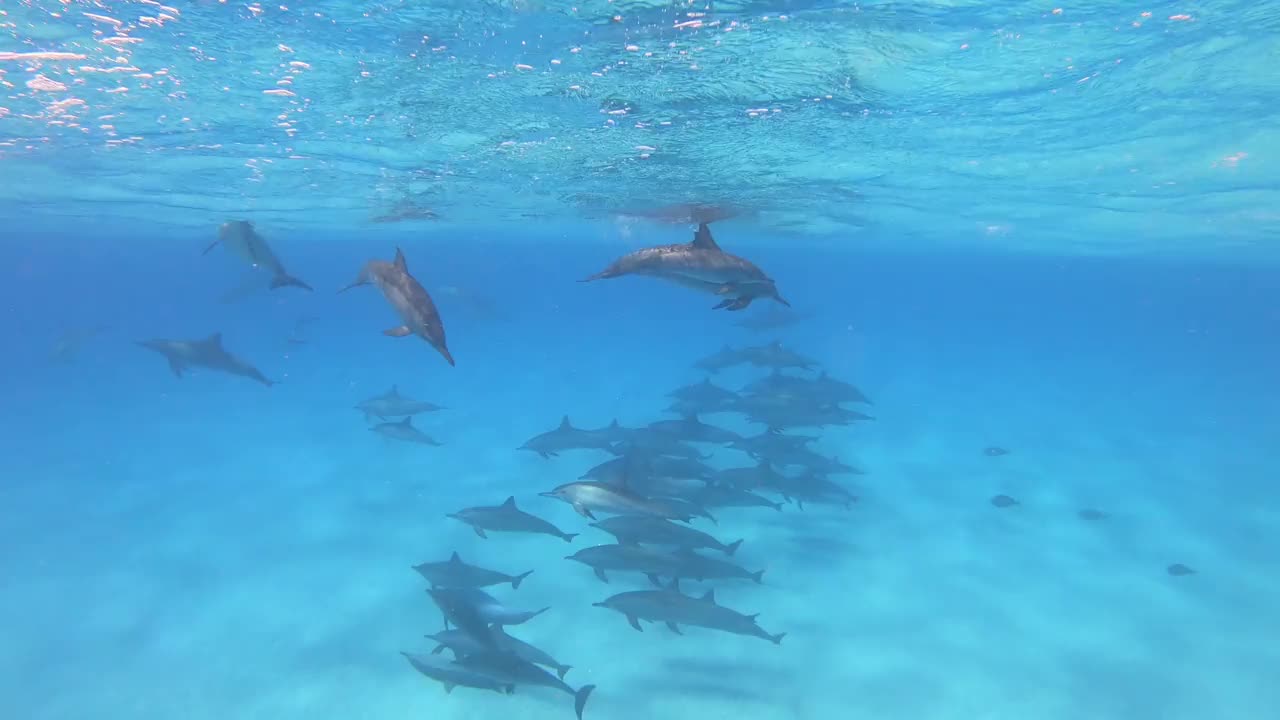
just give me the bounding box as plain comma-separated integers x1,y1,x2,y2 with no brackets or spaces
204,220,312,291
136,332,276,387
447,496,579,542
428,627,572,680
581,223,788,311
355,384,446,421
412,552,533,590
370,416,442,446
339,247,454,367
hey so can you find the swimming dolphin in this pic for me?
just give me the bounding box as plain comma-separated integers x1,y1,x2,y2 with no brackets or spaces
355,384,445,421
412,552,534,590
581,223,789,311
369,416,443,446
428,627,572,680
203,220,312,291
401,651,514,695
593,580,785,644
453,652,596,720
136,333,276,387
447,497,579,542
339,247,455,367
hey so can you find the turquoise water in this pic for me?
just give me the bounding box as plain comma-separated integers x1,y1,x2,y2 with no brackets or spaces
3,2,1279,720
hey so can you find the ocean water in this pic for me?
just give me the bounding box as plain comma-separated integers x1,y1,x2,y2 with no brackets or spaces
2,2,1279,720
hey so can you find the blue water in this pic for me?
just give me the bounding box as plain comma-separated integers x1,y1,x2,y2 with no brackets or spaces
3,2,1279,719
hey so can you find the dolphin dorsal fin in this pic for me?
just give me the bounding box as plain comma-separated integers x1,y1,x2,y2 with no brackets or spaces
204,332,224,348
398,416,414,426
558,415,572,430
389,384,401,396
700,589,716,603
393,248,409,272
608,419,620,429
667,578,681,593
449,551,462,564
690,223,720,251
501,496,517,509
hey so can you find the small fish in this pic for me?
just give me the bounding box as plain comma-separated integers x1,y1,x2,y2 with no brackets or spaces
1167,563,1196,577
990,494,1019,508
1077,508,1109,521
448,496,578,542
984,447,1010,457
370,416,442,446
412,551,533,590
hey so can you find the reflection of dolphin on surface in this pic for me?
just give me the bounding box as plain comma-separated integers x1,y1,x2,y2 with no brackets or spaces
204,220,312,292
136,332,277,387
582,223,788,311
340,248,455,367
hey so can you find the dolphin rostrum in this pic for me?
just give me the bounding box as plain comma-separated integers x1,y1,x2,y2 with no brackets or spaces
339,247,455,366
136,332,276,387
581,223,788,311
203,220,312,291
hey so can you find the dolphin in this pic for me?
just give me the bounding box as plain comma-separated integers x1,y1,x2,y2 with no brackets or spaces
339,247,455,367
412,552,534,590
428,627,573,680
589,516,743,556
592,580,785,644
49,325,109,364
453,652,596,720
370,416,442,446
518,416,619,458
581,223,789,311
136,333,276,387
539,481,710,523
355,384,446,421
566,544,764,586
401,651,514,695
427,587,549,634
203,220,312,291
447,496,579,543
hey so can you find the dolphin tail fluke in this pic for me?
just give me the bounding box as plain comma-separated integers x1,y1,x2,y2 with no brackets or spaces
510,570,534,590
270,273,313,292
573,684,596,720
769,632,786,646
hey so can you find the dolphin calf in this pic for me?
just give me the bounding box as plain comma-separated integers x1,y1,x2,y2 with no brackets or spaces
204,220,312,291
340,247,455,367
136,332,276,387
581,223,789,311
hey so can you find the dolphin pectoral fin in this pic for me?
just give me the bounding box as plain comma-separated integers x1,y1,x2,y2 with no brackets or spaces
430,644,446,655
646,573,663,587
443,683,455,694
167,358,185,378
593,568,609,583
572,503,596,520
337,280,369,294
472,526,488,539
201,238,221,256
383,326,413,337
626,614,643,632
665,621,683,635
